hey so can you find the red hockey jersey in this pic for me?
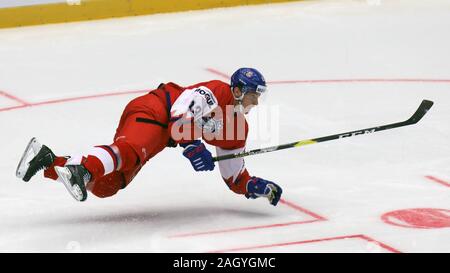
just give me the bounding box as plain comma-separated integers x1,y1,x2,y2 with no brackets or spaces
150,80,251,194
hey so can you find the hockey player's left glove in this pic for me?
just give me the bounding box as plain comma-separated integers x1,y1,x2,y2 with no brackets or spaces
180,140,215,172
245,177,283,206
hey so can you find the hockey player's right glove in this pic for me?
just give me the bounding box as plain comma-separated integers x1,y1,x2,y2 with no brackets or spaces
245,177,283,206
181,140,215,172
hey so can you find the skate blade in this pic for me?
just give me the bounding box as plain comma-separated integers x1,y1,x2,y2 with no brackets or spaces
16,137,42,180
54,166,85,202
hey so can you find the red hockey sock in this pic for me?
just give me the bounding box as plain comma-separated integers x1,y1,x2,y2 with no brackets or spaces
113,141,139,171
81,155,106,181
81,143,139,181
44,143,139,182
44,156,68,180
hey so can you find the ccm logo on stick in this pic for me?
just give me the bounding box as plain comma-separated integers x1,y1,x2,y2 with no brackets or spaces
339,129,376,138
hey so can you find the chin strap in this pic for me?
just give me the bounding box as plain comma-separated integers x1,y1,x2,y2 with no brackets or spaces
231,87,245,114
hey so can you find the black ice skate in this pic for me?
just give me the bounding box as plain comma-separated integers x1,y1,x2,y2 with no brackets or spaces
55,165,91,202
16,137,56,182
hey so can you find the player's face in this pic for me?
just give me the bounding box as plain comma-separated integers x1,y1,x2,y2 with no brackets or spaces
241,92,260,114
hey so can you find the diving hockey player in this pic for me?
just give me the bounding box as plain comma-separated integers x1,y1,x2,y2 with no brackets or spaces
16,68,282,206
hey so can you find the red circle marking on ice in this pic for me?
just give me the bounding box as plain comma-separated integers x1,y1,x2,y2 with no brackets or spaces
381,208,450,229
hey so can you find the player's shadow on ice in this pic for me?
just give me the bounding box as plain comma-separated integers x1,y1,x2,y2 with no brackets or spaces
18,207,276,250
41,206,273,226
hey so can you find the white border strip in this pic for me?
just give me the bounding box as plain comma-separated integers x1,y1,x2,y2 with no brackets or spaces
0,0,67,8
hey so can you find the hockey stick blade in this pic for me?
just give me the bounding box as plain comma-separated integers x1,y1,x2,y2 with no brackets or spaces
213,99,434,162
404,99,433,125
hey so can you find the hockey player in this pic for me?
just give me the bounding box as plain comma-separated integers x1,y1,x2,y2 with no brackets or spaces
16,68,283,206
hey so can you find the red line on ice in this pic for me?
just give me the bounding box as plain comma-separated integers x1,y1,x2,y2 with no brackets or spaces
269,79,450,84
0,90,30,106
279,199,327,220
205,68,230,79
169,198,326,238
425,175,450,188
357,235,402,253
208,234,402,253
205,67,450,85
169,219,321,238
0,89,149,113
3,69,449,113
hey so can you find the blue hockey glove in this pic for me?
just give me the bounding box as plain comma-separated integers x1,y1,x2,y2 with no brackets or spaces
180,140,215,172
245,177,283,206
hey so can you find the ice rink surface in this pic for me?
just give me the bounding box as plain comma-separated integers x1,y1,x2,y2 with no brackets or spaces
0,0,449,252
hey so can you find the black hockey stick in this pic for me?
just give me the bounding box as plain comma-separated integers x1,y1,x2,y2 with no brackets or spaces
213,99,433,162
